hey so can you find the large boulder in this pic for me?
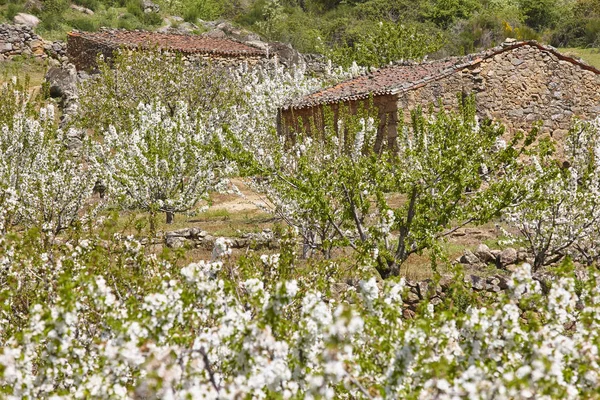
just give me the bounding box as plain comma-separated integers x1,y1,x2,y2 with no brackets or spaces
45,65,77,100
142,0,160,13
13,13,40,28
70,4,94,15
475,243,495,264
498,247,518,268
266,41,305,66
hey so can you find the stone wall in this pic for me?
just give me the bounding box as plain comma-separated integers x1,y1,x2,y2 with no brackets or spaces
162,228,279,250
0,24,65,62
66,33,114,71
398,44,600,142
67,32,266,71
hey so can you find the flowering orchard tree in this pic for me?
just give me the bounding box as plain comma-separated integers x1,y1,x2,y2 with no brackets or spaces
100,102,224,225
504,119,600,270
0,83,99,237
1,223,600,398
77,50,245,131
242,99,532,277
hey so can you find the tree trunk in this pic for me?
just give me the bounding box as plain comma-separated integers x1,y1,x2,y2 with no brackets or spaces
166,211,174,224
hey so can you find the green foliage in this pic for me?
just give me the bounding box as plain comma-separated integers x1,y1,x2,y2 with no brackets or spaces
183,0,223,22
241,96,534,278
518,0,559,30
328,21,445,67
422,0,481,28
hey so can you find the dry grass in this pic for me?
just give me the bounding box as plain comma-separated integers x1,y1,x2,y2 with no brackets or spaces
0,57,49,87
559,47,600,69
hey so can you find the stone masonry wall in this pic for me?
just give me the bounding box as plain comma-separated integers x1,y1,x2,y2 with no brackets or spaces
397,44,600,142
67,33,114,71
0,24,66,62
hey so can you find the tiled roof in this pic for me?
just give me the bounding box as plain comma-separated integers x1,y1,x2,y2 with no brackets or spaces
67,29,266,57
285,41,600,110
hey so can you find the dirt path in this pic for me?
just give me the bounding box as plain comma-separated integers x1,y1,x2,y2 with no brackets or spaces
209,178,271,212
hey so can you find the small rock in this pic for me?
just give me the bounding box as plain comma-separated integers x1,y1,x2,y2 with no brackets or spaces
475,243,495,263
405,279,418,288
505,264,519,273
0,43,13,53
404,290,420,304
165,236,186,249
460,250,480,265
402,309,416,319
142,0,160,12
166,228,191,238
70,4,94,15
486,284,502,293
430,297,443,306
468,275,486,291
498,248,518,267
417,280,431,299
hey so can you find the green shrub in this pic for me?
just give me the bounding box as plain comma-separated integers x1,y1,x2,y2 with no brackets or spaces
125,0,144,17
43,0,70,14
5,3,22,20
518,0,559,30
328,21,444,67
116,13,143,30
183,0,223,22
73,0,101,11
68,16,101,31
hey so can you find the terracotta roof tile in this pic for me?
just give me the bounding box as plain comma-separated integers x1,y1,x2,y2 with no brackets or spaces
286,41,600,110
68,29,266,57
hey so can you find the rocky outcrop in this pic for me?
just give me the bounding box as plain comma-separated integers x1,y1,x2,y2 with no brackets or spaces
198,20,310,68
142,0,160,13
0,23,66,62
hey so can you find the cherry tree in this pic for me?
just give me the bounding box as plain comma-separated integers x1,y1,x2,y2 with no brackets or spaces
0,82,99,237
100,102,224,225
243,99,530,276
504,119,600,269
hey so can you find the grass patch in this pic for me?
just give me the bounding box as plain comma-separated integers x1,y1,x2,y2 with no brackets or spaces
558,47,600,69
0,56,48,87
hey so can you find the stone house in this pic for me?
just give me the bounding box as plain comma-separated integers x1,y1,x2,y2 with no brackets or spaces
279,40,600,150
66,28,268,71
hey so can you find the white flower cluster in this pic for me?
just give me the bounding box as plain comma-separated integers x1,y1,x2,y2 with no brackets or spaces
1,230,600,400
0,104,98,235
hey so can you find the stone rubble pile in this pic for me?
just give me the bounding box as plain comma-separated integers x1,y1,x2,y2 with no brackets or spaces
164,228,279,250
457,243,530,270
0,23,66,62
397,270,559,318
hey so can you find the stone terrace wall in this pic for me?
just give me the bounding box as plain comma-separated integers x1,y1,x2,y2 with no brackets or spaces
0,24,66,62
398,44,600,141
